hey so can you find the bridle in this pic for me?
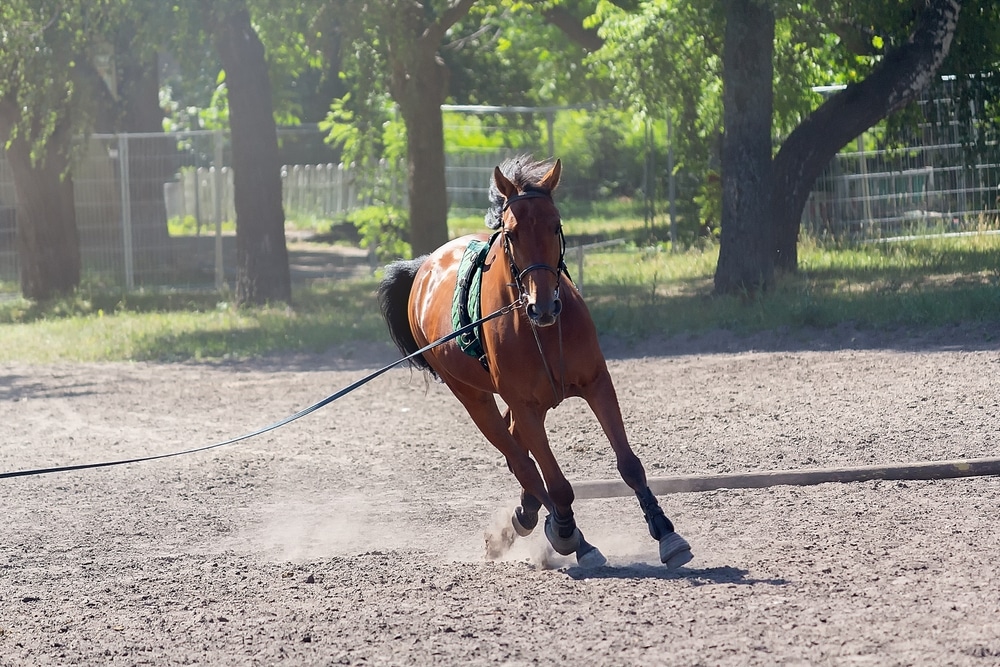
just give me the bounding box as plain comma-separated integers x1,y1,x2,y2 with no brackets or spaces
497,188,569,404
499,189,569,302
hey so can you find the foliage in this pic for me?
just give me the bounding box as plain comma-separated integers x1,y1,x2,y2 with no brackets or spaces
586,0,866,237
162,0,335,132
443,110,539,152
445,1,610,106
167,215,236,236
319,1,395,166
341,205,411,262
0,0,117,153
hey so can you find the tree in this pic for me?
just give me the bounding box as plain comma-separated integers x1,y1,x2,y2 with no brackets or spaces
94,4,178,282
771,0,964,271
0,111,81,301
713,0,774,294
199,0,292,305
329,0,476,257
589,0,974,292
1,1,190,299
0,1,93,300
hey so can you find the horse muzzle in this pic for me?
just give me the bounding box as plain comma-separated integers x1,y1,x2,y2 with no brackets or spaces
526,295,562,327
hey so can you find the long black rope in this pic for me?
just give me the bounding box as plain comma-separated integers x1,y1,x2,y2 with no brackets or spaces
0,301,521,480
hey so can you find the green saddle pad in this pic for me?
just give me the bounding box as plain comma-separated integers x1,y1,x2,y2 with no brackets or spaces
451,237,493,364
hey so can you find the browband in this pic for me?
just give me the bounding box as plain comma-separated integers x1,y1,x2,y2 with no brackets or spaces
501,189,552,212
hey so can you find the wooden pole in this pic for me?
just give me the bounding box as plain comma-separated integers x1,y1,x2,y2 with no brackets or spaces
574,456,1000,500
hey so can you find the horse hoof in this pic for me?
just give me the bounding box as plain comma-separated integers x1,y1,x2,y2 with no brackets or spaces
512,508,536,537
576,539,607,568
659,532,693,569
544,515,582,556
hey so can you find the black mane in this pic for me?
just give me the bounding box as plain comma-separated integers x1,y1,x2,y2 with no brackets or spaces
484,155,556,230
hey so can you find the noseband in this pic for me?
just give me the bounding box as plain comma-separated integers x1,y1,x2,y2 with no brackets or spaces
499,190,568,299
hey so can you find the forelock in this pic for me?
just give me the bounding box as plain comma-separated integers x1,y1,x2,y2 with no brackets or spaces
484,155,556,230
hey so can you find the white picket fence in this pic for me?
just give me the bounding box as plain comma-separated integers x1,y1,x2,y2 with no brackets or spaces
162,151,510,229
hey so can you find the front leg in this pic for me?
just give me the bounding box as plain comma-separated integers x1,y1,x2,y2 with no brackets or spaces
502,408,543,537
451,388,555,514
582,369,693,569
512,489,542,536
636,486,693,568
508,406,606,568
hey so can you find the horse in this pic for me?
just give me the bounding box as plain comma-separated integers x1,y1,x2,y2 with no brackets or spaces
377,156,692,569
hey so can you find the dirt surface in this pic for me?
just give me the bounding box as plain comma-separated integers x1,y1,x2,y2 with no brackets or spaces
2,325,999,666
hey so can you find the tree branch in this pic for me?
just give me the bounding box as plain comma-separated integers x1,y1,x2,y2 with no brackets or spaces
542,6,604,52
423,0,477,46
827,20,881,56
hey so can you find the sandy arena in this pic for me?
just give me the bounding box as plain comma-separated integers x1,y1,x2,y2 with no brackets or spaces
2,325,999,665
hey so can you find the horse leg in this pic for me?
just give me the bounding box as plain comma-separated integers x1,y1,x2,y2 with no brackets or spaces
451,388,555,515
509,408,606,568
512,488,542,536
500,408,543,537
582,371,693,569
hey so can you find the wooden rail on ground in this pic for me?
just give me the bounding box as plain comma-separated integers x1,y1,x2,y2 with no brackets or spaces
574,456,1000,499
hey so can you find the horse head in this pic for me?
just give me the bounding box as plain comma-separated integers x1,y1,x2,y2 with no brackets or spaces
491,158,566,328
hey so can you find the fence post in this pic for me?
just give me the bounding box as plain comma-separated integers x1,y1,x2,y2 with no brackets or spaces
117,134,135,291
213,130,225,291
667,110,678,249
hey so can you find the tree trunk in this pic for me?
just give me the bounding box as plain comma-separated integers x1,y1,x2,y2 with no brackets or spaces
714,0,774,295
772,0,962,272
392,54,451,257
385,0,475,257
211,3,291,305
0,109,81,300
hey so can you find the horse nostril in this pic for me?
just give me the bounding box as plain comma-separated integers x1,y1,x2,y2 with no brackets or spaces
526,303,539,321
552,298,562,318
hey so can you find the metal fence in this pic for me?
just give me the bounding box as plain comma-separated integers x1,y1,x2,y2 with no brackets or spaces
0,130,523,291
2,103,998,292
802,89,1000,238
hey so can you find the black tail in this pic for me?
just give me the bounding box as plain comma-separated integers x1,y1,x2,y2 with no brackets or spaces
377,256,436,376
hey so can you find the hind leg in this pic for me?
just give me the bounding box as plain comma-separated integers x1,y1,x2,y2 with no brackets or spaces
582,371,693,569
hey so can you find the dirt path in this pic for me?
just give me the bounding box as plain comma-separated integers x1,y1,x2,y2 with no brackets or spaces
1,327,998,665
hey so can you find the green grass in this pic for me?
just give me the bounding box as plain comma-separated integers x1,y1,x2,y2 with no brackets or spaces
0,282,385,363
167,215,236,236
577,232,1000,340
2,231,999,363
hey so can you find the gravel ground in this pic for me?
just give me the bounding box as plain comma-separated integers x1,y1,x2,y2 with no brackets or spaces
1,325,998,666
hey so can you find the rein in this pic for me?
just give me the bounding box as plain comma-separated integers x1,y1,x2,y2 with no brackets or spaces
0,300,523,481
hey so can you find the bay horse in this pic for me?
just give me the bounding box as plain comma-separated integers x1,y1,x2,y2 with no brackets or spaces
377,156,692,569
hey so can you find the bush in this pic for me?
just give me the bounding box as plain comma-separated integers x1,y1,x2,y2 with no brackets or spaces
342,205,410,262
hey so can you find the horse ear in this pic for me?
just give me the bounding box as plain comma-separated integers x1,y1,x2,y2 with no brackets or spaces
493,166,518,199
540,159,561,191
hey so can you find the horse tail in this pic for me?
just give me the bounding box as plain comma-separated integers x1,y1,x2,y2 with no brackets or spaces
377,256,435,375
